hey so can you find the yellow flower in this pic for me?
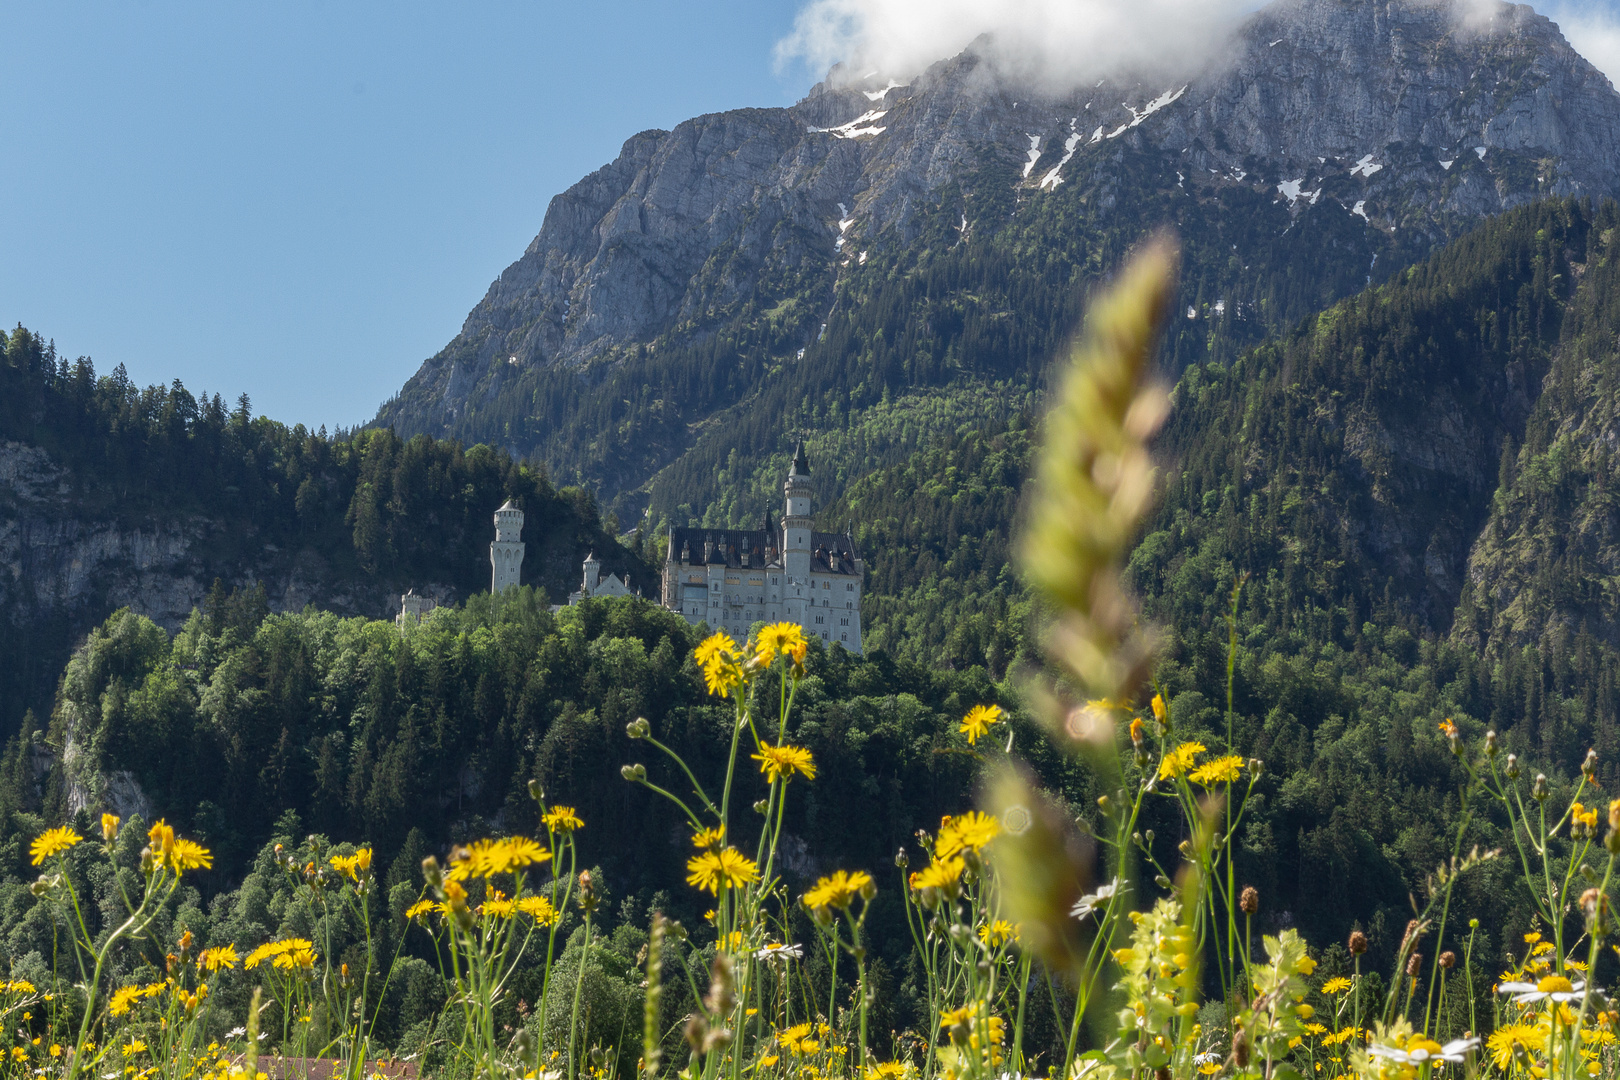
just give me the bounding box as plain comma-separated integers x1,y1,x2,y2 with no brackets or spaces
908,857,965,892
1158,741,1206,780
1189,755,1244,786
755,622,808,666
30,826,83,865
122,1040,147,1056
803,870,874,912
1321,976,1352,995
695,631,745,697
543,806,584,834
978,920,1017,947
936,811,1001,858
1150,694,1167,722
329,848,373,882
49,1044,61,1058
5,980,34,994
866,1065,907,1080
777,1023,818,1055
101,813,121,843
7,1048,21,1062
959,704,1003,745
754,742,817,783
198,946,239,972
108,985,142,1017
404,900,437,920
518,896,561,926
244,938,315,970
481,891,517,918
692,826,726,851
447,836,551,880
1488,1024,1545,1070
168,838,212,873
686,847,760,895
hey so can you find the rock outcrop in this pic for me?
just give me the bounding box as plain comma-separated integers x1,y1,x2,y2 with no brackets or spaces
379,0,1620,444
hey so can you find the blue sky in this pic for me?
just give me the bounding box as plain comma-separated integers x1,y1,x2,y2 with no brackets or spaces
6,1,1619,433
1,2,811,431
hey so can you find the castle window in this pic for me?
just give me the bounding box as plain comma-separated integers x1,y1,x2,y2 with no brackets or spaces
846,583,854,591
840,618,849,626
815,616,823,624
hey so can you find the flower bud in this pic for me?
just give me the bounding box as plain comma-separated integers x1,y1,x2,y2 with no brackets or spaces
1178,840,1194,859
1155,874,1171,889
101,813,120,844
528,778,542,802
753,800,769,814
578,870,598,914
1248,758,1263,778
1239,886,1259,916
1485,730,1499,757
627,717,651,740
1506,753,1520,779
421,855,442,890
894,847,909,869
1348,930,1368,955
1144,829,1155,844
1534,773,1549,801
1096,794,1112,815
1586,749,1600,780
621,763,647,782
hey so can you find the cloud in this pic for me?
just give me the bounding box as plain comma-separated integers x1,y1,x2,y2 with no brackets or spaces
1544,1,1620,87
776,0,1620,95
774,0,1254,92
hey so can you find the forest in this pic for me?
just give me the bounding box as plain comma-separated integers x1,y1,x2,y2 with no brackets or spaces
2,200,1620,1080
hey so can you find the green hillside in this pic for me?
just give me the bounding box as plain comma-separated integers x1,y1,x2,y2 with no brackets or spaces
0,331,653,733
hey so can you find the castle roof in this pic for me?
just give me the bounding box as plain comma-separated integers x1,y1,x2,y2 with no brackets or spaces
497,498,520,512
666,525,861,575
789,440,810,477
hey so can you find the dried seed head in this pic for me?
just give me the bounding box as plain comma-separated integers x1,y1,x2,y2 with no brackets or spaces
1439,951,1456,970
1239,886,1259,916
1348,930,1368,955
1406,953,1423,977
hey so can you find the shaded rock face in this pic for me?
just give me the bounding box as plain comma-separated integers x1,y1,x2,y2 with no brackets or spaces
381,0,1620,436
0,437,450,660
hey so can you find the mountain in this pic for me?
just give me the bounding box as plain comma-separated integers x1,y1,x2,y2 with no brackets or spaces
375,0,1620,534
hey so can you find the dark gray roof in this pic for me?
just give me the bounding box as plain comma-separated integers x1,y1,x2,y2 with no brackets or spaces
666,524,860,575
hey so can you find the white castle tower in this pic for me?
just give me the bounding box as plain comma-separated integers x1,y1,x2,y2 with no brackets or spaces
491,499,525,592
782,441,813,624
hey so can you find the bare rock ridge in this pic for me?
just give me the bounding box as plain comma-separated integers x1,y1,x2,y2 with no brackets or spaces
379,0,1620,444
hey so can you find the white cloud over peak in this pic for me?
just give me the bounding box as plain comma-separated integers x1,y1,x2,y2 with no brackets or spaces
774,0,1253,91
775,0,1620,94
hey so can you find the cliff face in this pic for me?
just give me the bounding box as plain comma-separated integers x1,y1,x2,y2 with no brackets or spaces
378,0,1620,488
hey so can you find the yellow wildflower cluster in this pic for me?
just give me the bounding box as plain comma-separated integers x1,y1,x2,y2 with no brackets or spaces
145,820,213,873
802,869,874,917
696,623,808,698
329,846,372,882
243,938,318,971
938,1004,1005,1080
445,836,550,881
107,981,167,1017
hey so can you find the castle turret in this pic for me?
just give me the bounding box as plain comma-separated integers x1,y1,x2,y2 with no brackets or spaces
783,440,814,591
491,499,525,592
583,551,601,593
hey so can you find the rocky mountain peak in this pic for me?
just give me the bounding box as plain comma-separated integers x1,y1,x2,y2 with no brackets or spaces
376,0,1620,506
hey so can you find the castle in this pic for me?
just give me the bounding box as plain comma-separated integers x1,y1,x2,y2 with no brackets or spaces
661,442,864,653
